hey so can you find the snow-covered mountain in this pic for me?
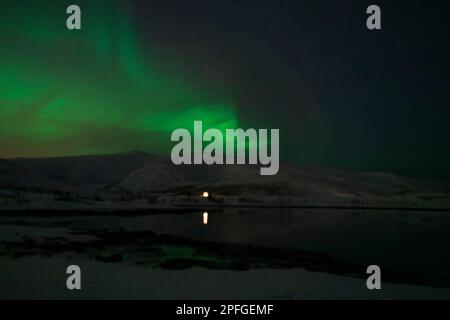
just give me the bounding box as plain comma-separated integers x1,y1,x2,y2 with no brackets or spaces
1,151,449,208
0,151,154,194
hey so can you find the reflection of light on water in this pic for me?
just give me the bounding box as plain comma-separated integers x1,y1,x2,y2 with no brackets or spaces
203,212,208,225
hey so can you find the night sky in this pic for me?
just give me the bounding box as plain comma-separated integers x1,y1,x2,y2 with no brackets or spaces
0,0,449,179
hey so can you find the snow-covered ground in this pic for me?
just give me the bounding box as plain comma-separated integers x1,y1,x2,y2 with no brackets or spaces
1,257,450,299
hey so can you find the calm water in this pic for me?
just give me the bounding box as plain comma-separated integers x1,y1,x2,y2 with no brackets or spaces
3,208,450,278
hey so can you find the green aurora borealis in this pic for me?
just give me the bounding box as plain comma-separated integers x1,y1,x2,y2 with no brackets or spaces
1,1,450,179
0,0,237,158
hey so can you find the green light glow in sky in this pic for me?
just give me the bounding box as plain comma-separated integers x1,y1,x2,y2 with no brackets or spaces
0,0,237,158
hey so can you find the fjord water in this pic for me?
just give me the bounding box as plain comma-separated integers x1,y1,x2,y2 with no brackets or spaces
115,209,450,277
1,208,450,299
5,208,450,277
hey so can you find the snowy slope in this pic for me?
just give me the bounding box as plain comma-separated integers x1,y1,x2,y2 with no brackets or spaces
1,152,449,207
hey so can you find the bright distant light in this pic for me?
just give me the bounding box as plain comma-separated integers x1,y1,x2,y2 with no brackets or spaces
202,191,209,198
203,212,208,225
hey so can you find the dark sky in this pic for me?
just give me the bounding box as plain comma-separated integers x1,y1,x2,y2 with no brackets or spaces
1,0,449,179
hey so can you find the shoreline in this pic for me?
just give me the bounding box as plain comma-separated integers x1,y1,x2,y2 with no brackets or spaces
0,204,450,217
